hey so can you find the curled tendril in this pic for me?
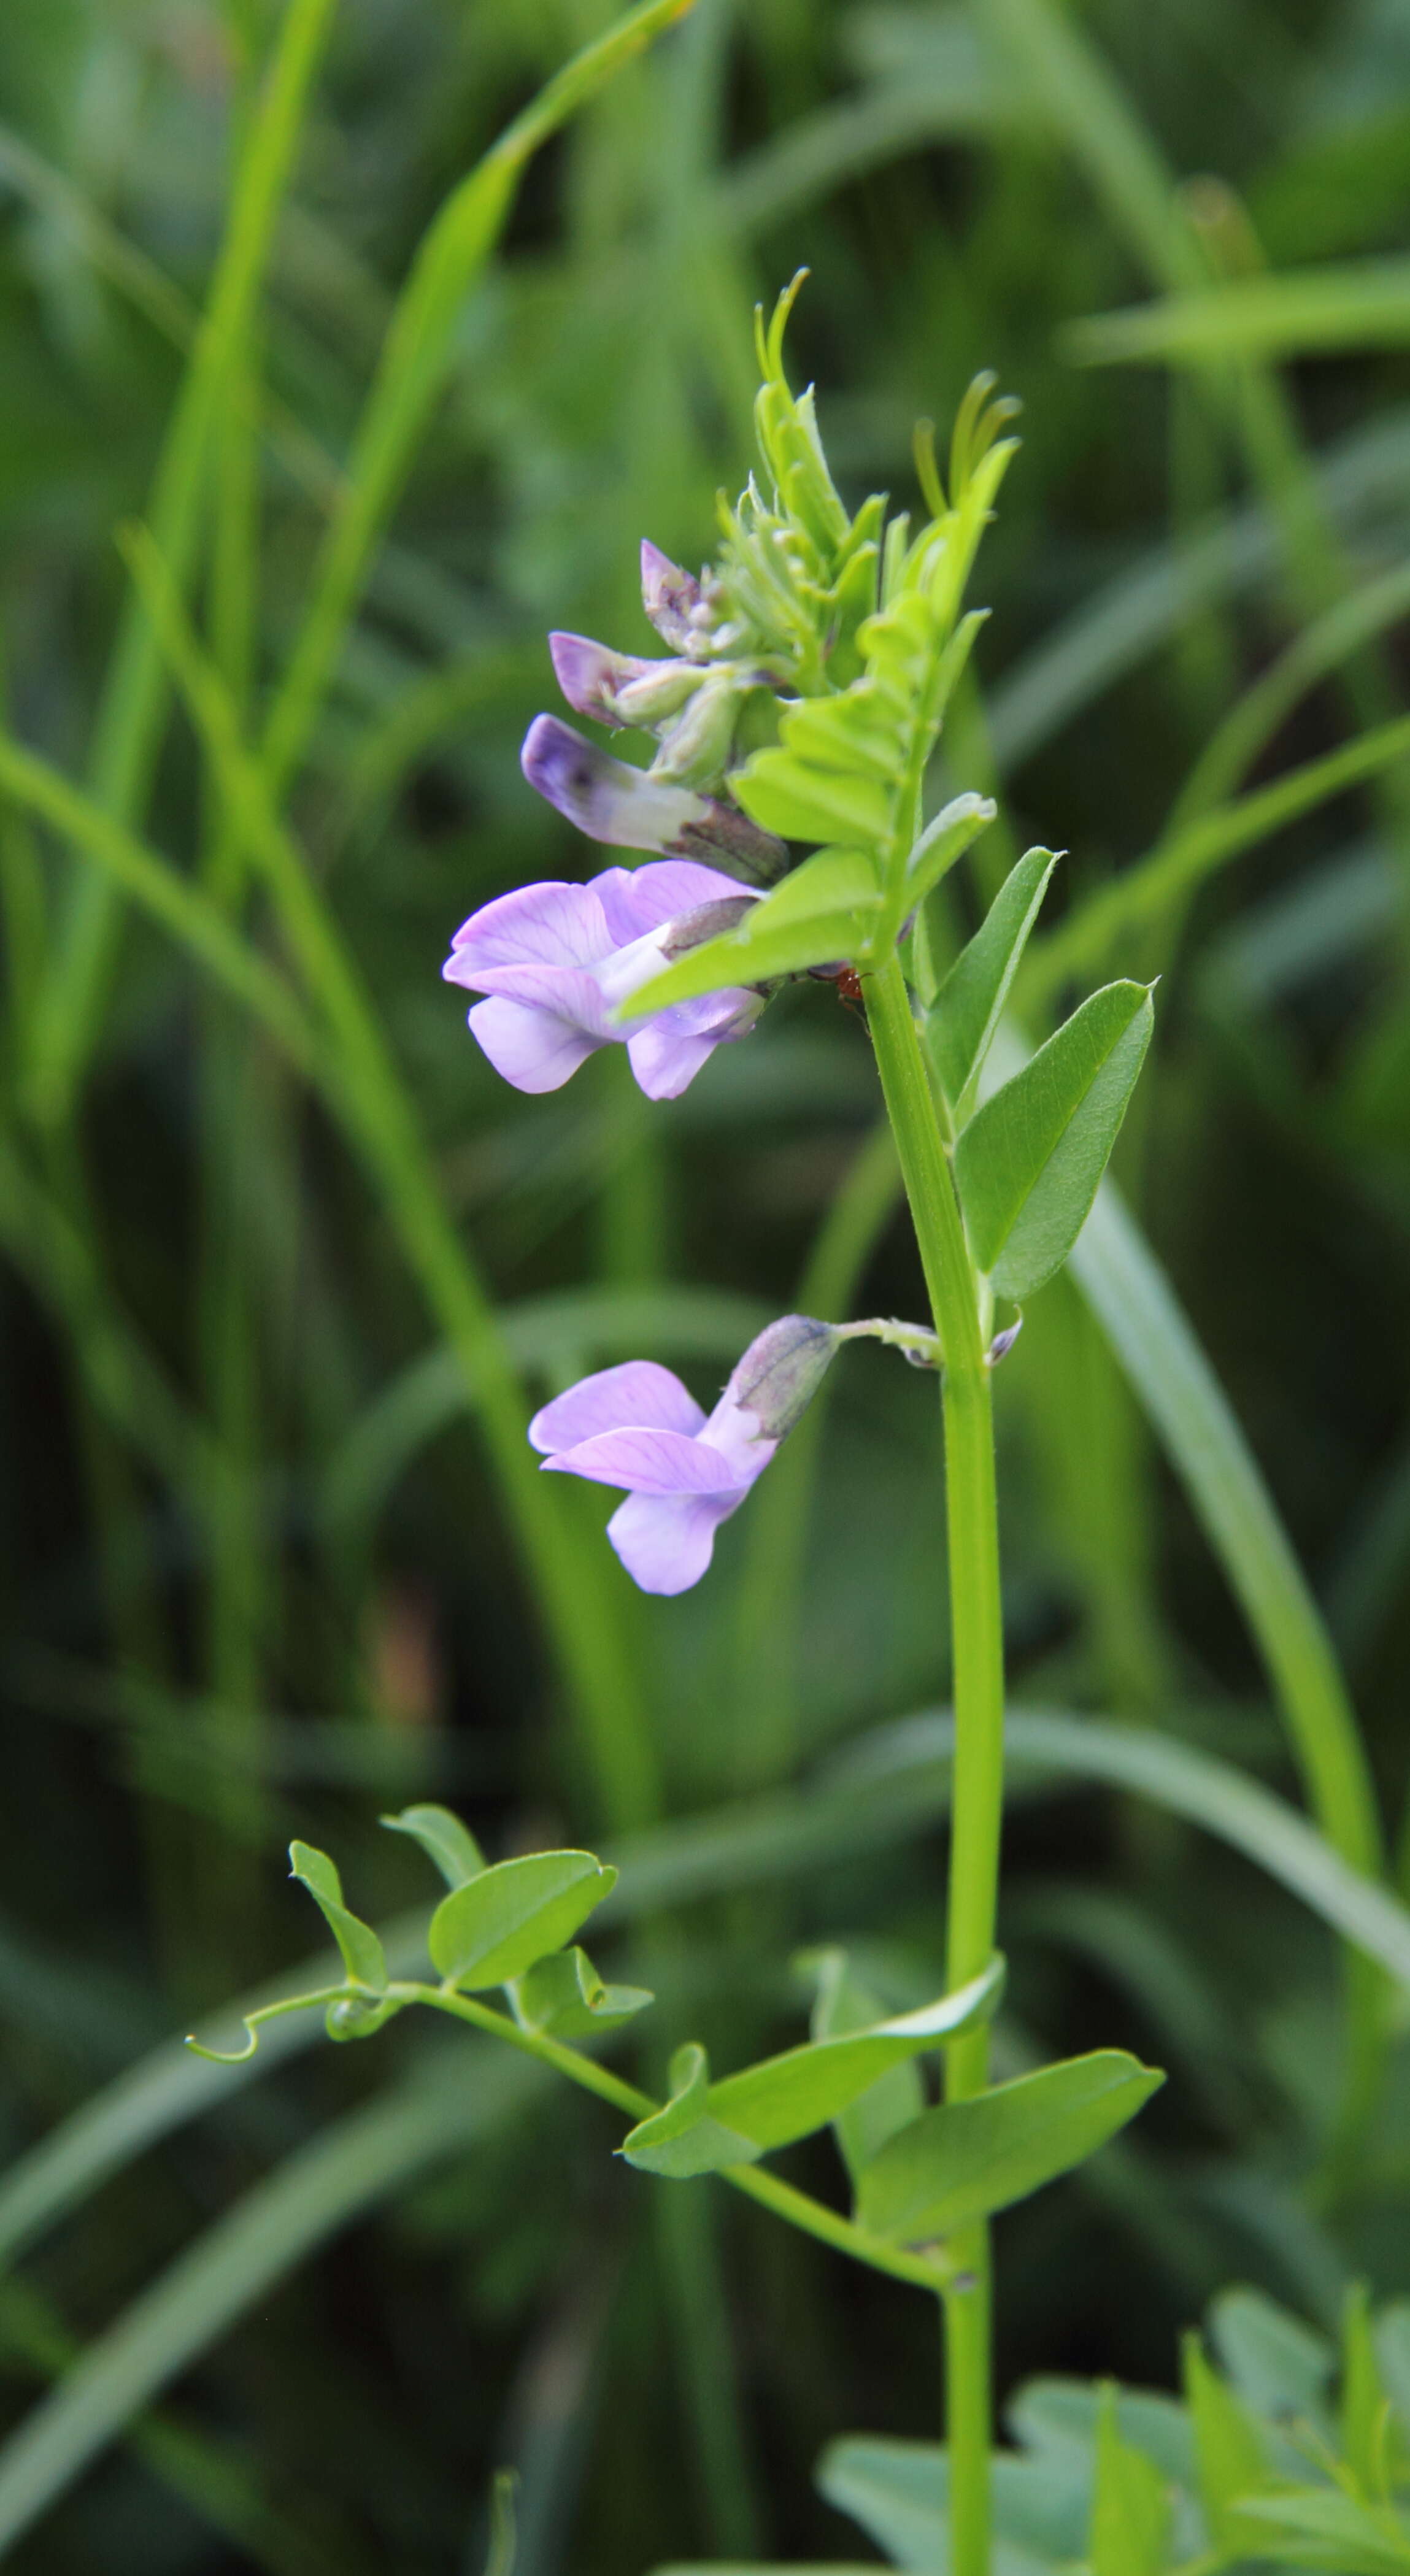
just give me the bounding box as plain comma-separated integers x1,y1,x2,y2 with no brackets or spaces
185,1984,356,2064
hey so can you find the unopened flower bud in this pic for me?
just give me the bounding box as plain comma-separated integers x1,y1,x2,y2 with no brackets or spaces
987,1319,1023,1367
723,1315,841,1442
550,632,701,730
641,540,707,651
522,713,712,852
649,672,749,788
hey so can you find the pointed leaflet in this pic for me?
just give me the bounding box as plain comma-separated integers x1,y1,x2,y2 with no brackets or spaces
381,1803,486,1890
955,981,1154,1298
428,1850,616,1990
803,1948,925,2185
622,846,881,1017
928,845,1059,1107
511,1946,652,2039
1090,2386,1169,2576
901,791,996,911
1182,2334,1272,2562
855,2049,1163,2245
618,2044,761,2179
288,1842,387,1994
620,1960,1003,2177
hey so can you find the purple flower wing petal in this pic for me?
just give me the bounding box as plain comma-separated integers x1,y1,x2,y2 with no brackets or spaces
594,861,750,945
528,1361,706,1455
607,1490,739,1594
445,879,611,977
541,1426,744,1495
468,997,603,1094
626,1020,728,1101
450,963,614,1041
698,1396,777,1487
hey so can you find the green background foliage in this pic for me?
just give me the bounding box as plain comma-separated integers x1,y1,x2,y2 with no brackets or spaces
1,0,1409,2569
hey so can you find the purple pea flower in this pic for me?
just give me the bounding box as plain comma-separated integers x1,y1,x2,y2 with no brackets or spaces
522,713,786,885
443,859,762,1099
528,1318,839,1594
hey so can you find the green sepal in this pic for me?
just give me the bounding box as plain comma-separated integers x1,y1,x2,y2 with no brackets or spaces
954,979,1154,1298
619,2043,761,2179
428,1849,616,1991
855,2048,1163,2245
288,1842,387,1994
927,844,1059,1107
511,1945,653,2039
1090,2383,1169,2576
381,1802,486,1890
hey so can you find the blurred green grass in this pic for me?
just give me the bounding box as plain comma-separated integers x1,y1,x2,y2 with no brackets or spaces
1,0,1410,2569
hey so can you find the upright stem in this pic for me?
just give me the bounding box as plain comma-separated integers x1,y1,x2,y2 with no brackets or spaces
865,954,1006,2576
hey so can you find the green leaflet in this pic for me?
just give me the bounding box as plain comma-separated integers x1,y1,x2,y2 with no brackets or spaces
817,2432,1090,2574
902,790,997,910
1236,2488,1410,2574
287,1842,387,1994
623,848,884,1013
928,847,1060,1107
855,2049,1163,2245
1182,2333,1271,2561
802,1948,925,2185
618,2044,761,2180
1090,2386,1168,2576
621,1959,1004,2177
955,982,1154,1296
427,1850,617,1990
380,1802,486,1889
510,1946,653,2039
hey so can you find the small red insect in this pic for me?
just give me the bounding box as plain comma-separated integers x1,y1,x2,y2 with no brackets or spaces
834,966,865,1017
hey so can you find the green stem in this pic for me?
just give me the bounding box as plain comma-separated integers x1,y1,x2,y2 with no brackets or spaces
390,1985,953,2294
864,953,1005,2576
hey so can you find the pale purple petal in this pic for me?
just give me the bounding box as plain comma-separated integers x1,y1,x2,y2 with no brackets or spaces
641,541,704,651
528,1361,706,1455
522,715,710,853
549,632,652,725
593,860,748,945
698,1389,777,1486
467,997,603,1094
626,1019,731,1099
607,1490,741,1594
444,878,611,978
452,962,615,1038
542,1426,746,1496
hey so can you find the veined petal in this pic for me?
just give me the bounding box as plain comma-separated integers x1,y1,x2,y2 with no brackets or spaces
522,715,710,852
444,877,611,977
593,860,749,945
698,1396,777,1486
629,994,763,1097
549,632,654,725
467,997,604,1094
452,962,614,1039
541,1426,747,1496
529,1362,706,1455
607,1490,741,1594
